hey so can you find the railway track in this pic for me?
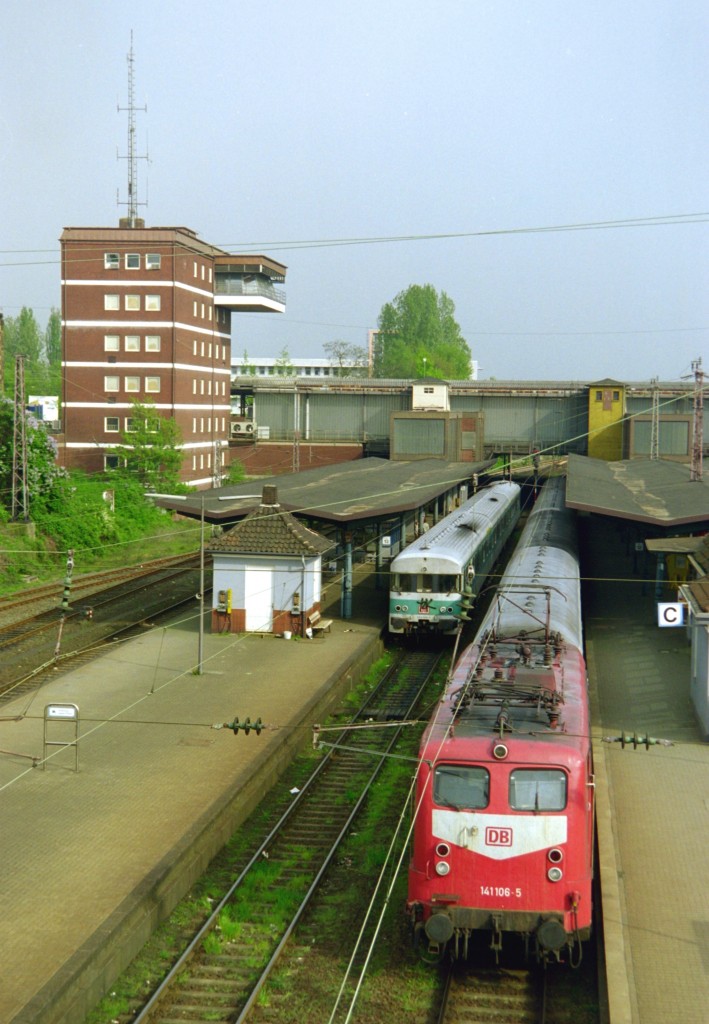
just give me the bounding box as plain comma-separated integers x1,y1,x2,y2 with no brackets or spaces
0,554,203,701
128,649,441,1024
437,964,545,1024
0,553,199,624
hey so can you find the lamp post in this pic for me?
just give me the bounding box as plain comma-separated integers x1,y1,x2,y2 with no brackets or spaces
146,493,206,674
146,491,263,675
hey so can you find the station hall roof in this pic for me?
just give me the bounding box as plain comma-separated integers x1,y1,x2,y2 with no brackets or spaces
565,454,709,527
166,458,492,527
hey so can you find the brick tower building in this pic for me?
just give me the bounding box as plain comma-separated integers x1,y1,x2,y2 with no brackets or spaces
60,222,286,487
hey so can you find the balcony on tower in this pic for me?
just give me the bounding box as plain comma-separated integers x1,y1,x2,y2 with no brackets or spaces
214,255,287,313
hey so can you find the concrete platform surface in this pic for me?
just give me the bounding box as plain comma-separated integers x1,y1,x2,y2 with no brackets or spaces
585,517,709,1024
0,605,383,1024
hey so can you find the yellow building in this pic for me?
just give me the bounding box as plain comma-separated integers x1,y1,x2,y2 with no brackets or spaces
587,379,626,460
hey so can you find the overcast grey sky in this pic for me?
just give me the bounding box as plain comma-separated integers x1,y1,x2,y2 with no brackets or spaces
1,0,706,381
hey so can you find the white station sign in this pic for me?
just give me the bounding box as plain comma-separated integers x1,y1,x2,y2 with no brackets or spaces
657,603,685,627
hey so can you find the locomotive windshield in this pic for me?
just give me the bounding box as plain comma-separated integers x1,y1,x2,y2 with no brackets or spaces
433,764,489,809
394,573,459,594
509,769,567,811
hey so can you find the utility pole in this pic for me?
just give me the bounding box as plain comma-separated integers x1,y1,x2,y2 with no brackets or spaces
213,439,222,487
690,357,704,481
292,380,300,473
649,377,659,460
12,355,29,522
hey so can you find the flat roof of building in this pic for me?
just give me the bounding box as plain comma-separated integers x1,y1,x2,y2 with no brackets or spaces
161,458,493,527
566,453,709,527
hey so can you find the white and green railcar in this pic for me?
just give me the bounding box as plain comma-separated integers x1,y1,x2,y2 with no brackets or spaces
389,482,521,636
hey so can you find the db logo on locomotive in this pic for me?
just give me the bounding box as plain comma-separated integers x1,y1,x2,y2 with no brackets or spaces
485,826,513,846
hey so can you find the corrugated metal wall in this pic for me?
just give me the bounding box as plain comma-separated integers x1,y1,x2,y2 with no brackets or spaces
250,386,697,455
393,419,446,457
255,390,408,441
450,393,587,453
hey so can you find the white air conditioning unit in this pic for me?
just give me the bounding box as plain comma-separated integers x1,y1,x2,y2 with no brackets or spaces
230,421,257,437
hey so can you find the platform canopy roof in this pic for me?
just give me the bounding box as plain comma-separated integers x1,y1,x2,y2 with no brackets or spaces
565,454,709,527
161,458,493,528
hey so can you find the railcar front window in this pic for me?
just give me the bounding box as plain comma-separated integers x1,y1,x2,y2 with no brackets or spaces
434,765,489,809
509,769,567,811
396,573,416,592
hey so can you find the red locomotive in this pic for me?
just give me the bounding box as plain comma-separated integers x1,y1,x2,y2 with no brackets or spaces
407,478,593,965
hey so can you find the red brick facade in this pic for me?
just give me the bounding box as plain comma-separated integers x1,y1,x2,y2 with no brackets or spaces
227,442,364,476
60,226,232,487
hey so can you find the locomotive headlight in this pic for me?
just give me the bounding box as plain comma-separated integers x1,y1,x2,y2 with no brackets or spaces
492,742,509,760
548,848,563,864
435,861,450,876
435,842,451,857
547,866,563,882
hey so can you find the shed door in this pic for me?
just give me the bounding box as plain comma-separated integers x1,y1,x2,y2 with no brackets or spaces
245,566,273,632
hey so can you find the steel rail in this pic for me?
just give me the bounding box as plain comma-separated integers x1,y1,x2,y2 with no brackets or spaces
130,650,440,1024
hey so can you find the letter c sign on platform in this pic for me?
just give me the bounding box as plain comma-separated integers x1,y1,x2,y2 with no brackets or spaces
657,602,684,627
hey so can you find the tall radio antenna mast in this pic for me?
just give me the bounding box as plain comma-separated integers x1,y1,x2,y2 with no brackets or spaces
117,32,148,226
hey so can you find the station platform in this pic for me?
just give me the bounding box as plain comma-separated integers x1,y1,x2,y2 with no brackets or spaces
584,516,709,1024
0,580,386,1024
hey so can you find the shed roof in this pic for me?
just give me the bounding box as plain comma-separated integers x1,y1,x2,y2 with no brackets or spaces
566,454,709,527
683,577,709,613
178,458,491,527
207,486,332,556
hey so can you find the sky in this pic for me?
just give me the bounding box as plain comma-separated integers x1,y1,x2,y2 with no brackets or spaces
1,0,707,382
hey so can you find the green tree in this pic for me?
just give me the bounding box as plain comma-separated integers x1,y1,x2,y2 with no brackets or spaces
323,340,369,377
373,284,472,380
240,349,257,375
3,308,43,393
4,307,42,365
44,308,62,367
274,346,294,376
0,398,66,514
107,400,184,492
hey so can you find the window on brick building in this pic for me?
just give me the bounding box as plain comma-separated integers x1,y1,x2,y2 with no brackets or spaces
125,253,140,270
145,377,160,393
125,376,140,393
125,335,140,352
125,418,135,432
145,335,161,352
125,295,140,311
105,294,120,311
104,376,120,392
146,253,161,270
145,294,161,311
104,417,120,432
104,335,120,352
104,454,123,470
104,253,120,270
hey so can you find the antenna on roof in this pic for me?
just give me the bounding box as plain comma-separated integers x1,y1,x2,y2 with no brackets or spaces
117,31,148,227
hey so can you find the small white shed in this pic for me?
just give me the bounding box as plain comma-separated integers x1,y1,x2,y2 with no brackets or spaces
206,485,333,636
